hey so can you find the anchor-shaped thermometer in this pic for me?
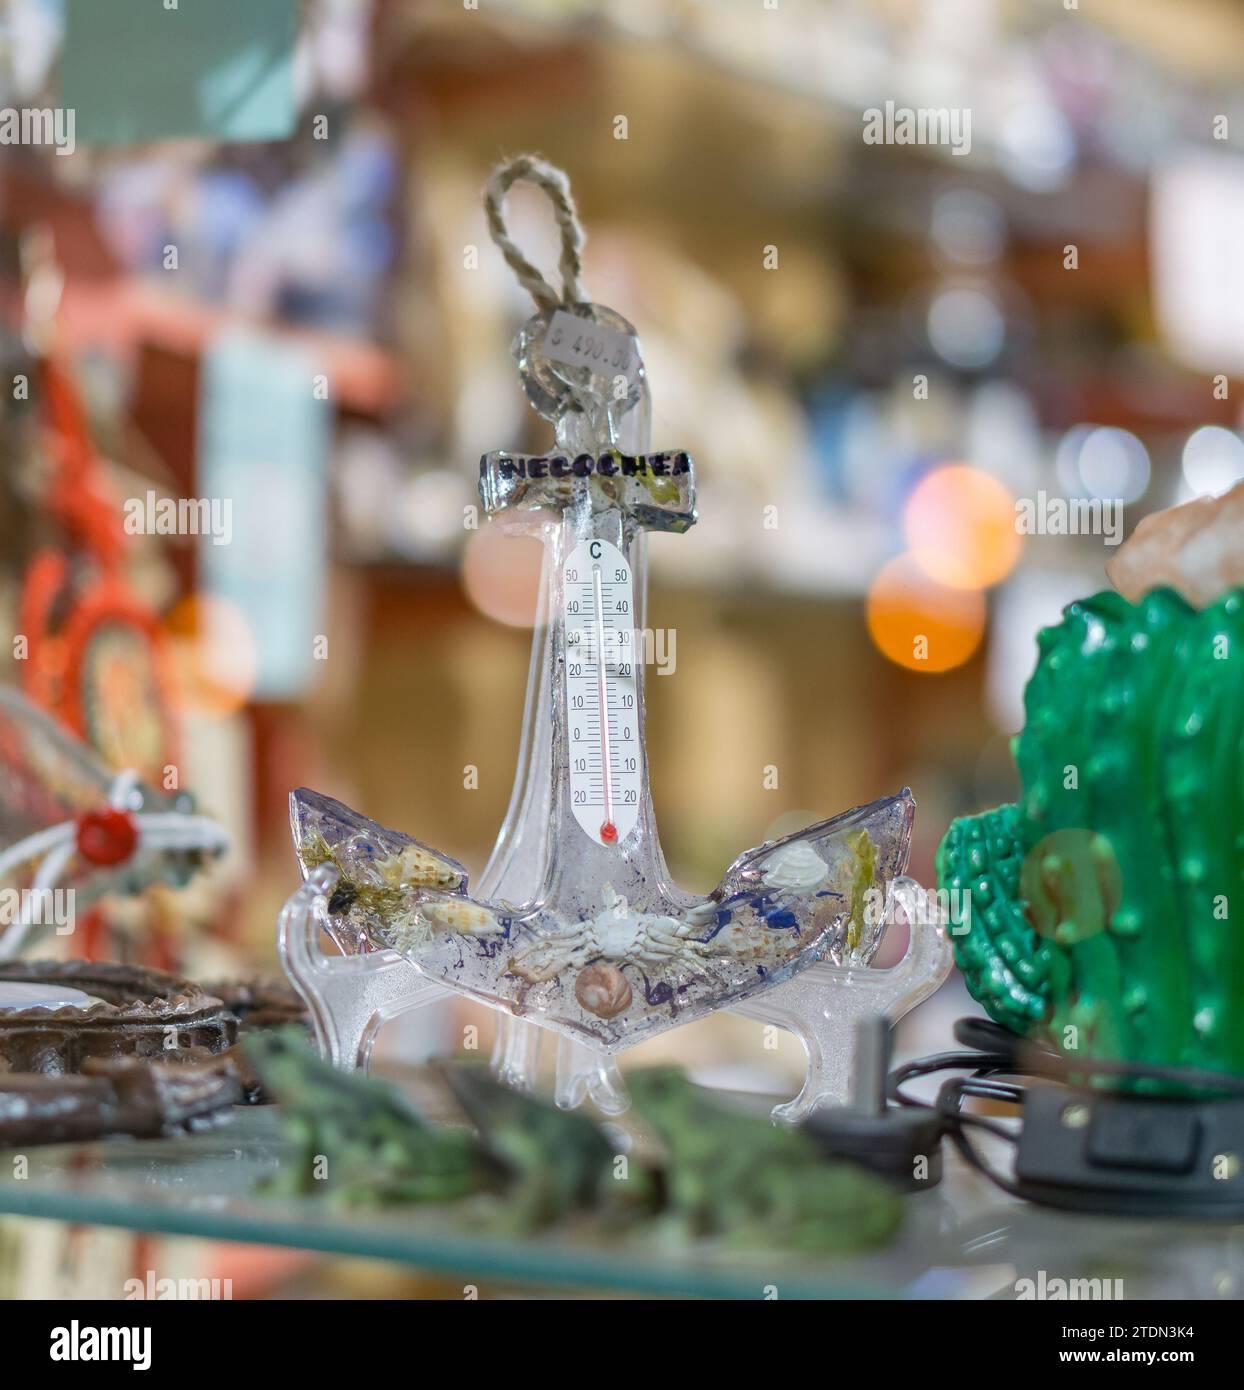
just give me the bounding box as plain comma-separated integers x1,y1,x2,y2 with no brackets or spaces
285,300,922,1054
277,160,950,1114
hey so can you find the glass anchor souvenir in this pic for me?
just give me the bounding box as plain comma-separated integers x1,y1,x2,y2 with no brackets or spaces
278,158,951,1119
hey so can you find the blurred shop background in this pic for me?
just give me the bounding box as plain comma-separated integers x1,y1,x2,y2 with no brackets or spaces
1,0,1243,1294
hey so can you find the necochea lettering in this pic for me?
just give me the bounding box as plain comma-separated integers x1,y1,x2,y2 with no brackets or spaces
490,451,692,481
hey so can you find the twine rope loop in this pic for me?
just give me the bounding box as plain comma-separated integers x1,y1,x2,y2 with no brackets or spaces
483,155,586,312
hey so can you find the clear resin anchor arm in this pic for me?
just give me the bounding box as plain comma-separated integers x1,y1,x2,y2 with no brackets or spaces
278,862,452,1070
730,879,952,1119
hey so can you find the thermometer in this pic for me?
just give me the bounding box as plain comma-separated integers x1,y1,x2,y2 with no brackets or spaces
563,537,641,847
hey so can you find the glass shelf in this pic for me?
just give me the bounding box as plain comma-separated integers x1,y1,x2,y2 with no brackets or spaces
0,1107,897,1299
1,1094,1242,1299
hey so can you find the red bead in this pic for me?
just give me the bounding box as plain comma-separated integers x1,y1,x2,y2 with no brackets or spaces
600,820,618,844
76,807,139,866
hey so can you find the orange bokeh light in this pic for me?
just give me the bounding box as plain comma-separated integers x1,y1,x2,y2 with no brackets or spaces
903,463,1020,590
460,527,544,628
867,554,986,673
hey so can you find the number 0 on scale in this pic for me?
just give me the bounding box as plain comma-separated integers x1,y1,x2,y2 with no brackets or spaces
563,538,641,847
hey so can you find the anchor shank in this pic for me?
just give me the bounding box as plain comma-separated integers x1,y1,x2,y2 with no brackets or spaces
477,446,696,920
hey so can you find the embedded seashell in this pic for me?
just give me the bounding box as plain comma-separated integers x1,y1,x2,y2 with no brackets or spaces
378,844,463,891
684,900,719,925
760,841,828,893
422,900,500,936
575,963,632,1018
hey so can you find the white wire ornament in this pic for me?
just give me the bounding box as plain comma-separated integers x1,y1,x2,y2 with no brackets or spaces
0,688,229,962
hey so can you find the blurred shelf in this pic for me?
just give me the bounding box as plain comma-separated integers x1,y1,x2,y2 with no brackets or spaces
75,281,405,419
0,170,404,419
391,0,1242,178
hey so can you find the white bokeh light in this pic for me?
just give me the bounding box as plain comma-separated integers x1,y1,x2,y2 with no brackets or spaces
1054,424,1092,496
927,286,1005,369
1055,425,1150,503
1076,427,1150,503
1182,425,1244,496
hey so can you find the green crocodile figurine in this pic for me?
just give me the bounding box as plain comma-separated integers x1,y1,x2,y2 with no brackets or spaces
248,1035,904,1250
436,1062,648,1233
627,1066,902,1252
244,1030,493,1207
247,1033,633,1231
938,587,1244,1080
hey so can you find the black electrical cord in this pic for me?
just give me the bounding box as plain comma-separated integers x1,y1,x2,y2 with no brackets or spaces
888,1016,1244,1202
888,1020,1028,1196
935,1076,1027,1196
950,1015,1244,1096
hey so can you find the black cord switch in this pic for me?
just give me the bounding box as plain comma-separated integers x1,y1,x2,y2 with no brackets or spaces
801,1015,944,1191
1016,1083,1244,1216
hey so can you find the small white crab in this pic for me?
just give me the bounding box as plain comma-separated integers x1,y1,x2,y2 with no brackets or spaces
508,886,711,985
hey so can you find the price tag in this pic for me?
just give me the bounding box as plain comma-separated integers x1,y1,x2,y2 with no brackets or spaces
541,310,640,385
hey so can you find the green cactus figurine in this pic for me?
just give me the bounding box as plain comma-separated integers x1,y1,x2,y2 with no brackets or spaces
938,586,1244,1080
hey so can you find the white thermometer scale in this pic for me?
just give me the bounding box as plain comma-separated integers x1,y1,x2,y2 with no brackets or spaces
563,537,641,847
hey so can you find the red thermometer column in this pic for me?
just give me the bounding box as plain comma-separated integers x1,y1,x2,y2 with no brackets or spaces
563,538,640,847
